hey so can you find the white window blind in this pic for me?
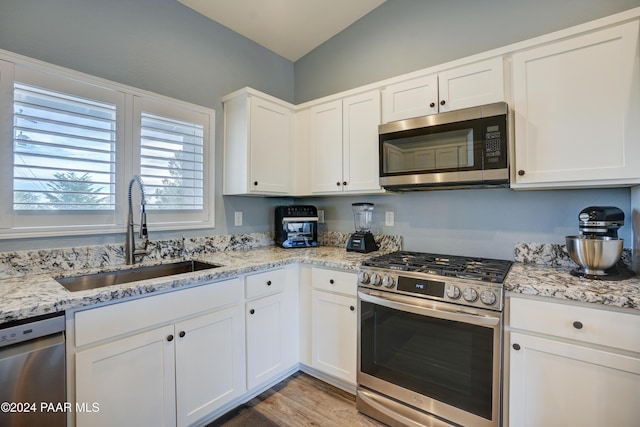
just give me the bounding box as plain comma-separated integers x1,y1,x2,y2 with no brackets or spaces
140,112,204,211
13,83,116,211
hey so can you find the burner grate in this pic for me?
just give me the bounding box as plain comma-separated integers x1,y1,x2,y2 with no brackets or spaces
362,251,512,283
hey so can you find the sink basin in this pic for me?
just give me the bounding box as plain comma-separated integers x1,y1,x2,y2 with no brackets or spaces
56,260,221,292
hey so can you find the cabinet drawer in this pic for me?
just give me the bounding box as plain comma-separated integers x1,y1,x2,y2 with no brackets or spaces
75,278,243,348
245,268,287,299
311,268,356,296
509,297,640,353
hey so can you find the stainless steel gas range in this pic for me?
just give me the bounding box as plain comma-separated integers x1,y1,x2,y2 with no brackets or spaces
356,251,512,427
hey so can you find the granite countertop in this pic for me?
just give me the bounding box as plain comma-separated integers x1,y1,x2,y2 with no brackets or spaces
0,246,377,324
505,262,640,311
2,238,639,324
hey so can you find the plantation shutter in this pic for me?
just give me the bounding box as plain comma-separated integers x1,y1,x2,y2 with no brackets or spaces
13,82,117,211
139,111,204,210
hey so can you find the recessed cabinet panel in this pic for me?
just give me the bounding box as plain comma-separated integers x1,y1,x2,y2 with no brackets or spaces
310,100,343,193
310,91,382,195
438,57,504,113
382,75,438,122
512,21,640,187
311,289,357,385
509,332,640,427
249,97,291,194
381,57,504,123
223,88,293,195
175,306,245,427
75,325,177,427
246,292,287,390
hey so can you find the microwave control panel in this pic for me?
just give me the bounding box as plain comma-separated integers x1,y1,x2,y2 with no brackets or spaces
482,116,507,168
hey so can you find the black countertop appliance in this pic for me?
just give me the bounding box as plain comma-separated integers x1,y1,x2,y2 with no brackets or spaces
275,205,318,248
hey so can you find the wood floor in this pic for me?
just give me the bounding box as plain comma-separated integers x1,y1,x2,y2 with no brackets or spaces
207,371,386,426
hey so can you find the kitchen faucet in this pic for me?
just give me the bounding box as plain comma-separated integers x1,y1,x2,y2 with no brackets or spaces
125,175,149,264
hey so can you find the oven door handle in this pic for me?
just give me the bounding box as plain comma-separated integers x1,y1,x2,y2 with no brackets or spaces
358,290,501,327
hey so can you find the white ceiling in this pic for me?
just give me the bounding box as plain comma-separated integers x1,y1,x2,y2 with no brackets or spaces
176,0,386,62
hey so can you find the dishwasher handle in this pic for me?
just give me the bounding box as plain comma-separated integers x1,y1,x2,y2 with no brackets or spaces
0,313,65,349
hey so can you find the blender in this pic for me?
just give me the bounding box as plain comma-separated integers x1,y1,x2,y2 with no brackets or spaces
347,203,379,253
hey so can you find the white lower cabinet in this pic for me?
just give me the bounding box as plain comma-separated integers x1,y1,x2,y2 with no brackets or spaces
507,296,640,427
174,307,245,427
73,278,246,427
75,324,177,427
509,332,640,427
310,268,358,386
245,267,298,390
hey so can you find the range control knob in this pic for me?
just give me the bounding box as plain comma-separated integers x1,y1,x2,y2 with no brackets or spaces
463,288,478,302
370,273,383,286
357,271,370,284
382,276,396,288
446,285,461,299
480,290,497,306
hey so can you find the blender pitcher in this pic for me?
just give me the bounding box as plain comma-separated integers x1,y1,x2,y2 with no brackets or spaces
347,203,379,253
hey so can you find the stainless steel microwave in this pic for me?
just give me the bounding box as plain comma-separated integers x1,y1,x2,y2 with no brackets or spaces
378,102,509,191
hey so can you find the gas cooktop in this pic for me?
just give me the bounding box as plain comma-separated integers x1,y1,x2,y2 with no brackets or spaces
359,251,512,311
361,251,512,283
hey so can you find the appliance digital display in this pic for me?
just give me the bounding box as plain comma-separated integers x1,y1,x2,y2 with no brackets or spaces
397,276,445,297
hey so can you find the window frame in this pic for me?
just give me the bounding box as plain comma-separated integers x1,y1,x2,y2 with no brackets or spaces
0,50,215,239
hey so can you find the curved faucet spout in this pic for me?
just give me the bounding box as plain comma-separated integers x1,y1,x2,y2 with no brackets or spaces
126,175,149,264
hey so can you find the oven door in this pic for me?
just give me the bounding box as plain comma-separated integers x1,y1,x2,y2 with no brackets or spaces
357,289,502,427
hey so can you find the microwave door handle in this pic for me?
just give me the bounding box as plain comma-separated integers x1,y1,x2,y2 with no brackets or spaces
358,290,500,327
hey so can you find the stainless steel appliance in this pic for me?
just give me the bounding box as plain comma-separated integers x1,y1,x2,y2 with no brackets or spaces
379,102,509,191
0,313,66,427
356,251,512,427
566,206,634,279
275,205,318,248
346,203,379,253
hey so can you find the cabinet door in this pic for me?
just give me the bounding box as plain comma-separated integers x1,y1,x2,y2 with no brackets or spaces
342,90,382,193
512,21,640,186
311,290,357,385
310,100,344,193
75,325,176,427
174,304,245,427
381,74,438,122
249,96,291,194
509,332,640,427
437,57,504,113
246,292,289,389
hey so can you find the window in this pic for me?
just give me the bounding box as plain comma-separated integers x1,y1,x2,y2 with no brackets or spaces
13,83,117,211
0,56,215,238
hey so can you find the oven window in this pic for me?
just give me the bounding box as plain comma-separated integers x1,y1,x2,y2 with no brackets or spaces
360,300,494,420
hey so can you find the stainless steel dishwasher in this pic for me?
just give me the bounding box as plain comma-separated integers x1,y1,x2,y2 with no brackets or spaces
0,312,66,427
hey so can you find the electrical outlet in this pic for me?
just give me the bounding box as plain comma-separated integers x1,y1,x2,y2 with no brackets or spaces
234,211,243,226
385,211,395,227
318,209,325,224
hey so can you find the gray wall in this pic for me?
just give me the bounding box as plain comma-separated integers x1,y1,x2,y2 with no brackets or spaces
295,0,638,259
0,0,638,258
294,0,640,103
308,189,632,260
0,0,295,251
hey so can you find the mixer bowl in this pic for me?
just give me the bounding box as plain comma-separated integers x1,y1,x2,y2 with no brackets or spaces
565,236,623,275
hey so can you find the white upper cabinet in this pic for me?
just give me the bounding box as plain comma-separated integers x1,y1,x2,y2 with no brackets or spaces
310,90,383,194
511,20,640,188
381,57,504,123
223,88,293,195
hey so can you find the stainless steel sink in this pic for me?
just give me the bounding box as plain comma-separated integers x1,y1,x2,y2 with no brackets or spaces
56,260,221,292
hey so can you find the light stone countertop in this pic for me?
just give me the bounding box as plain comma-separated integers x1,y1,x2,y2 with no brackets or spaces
0,246,375,324
2,242,639,325
504,262,640,311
